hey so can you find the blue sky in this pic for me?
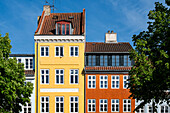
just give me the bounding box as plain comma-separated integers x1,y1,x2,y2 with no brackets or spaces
0,0,166,54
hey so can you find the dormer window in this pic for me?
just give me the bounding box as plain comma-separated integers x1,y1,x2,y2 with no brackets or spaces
56,21,72,35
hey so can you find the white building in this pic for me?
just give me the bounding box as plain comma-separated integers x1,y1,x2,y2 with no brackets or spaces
135,100,169,113
10,54,35,113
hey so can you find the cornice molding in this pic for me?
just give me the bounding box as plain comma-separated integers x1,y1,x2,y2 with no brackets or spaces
34,35,85,43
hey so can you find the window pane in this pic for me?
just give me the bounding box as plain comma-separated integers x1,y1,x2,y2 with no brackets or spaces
56,47,59,56
116,55,119,66
60,47,63,56
112,55,116,66
71,47,74,56
41,47,44,56
58,24,61,35
75,47,78,56
104,55,107,66
66,24,69,35
46,47,49,56
62,24,65,34
100,55,104,66
92,55,96,66
88,55,92,66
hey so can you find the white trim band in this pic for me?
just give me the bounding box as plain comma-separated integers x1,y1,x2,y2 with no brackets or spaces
40,88,79,92
34,36,85,43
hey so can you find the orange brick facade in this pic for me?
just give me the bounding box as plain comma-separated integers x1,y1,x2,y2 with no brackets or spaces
86,73,135,113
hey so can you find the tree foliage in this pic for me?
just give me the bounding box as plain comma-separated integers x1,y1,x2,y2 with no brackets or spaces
0,33,33,113
128,2,170,112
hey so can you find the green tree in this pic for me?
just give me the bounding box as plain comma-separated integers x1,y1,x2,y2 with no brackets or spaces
128,2,170,113
0,33,33,113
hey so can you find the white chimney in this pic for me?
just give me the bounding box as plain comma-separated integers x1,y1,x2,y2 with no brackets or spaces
105,30,117,43
43,5,51,16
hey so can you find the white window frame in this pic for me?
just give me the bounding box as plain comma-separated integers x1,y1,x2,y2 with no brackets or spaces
99,99,108,112
55,46,64,57
25,58,33,70
111,99,119,112
55,96,64,113
88,99,96,112
70,96,79,113
135,106,144,113
123,75,129,89
88,75,96,89
40,69,49,84
70,46,79,57
100,75,108,89
22,103,32,113
160,105,169,113
123,99,131,112
70,69,79,84
148,105,157,113
55,69,64,84
111,75,119,89
40,46,49,57
40,96,49,113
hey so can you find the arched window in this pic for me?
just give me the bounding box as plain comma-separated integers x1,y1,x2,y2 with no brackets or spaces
56,21,72,35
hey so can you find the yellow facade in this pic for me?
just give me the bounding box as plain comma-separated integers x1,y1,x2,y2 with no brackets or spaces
35,42,85,113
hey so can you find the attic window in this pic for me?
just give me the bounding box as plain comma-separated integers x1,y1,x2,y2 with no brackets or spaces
56,21,72,35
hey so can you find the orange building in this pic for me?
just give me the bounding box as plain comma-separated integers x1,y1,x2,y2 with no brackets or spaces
85,31,135,113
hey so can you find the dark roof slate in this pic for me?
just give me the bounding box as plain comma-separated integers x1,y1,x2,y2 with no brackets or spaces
85,42,132,53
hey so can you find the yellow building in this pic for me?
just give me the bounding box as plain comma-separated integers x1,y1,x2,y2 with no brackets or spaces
34,5,85,113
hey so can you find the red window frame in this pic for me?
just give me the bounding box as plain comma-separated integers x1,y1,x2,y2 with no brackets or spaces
57,21,70,35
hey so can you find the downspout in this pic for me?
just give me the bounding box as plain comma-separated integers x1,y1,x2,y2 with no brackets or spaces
36,42,39,113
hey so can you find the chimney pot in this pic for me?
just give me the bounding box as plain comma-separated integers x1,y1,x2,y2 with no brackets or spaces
43,5,51,16
108,30,110,33
105,31,117,43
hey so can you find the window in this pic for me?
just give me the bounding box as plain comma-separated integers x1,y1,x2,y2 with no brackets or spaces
23,103,31,113
92,55,96,66
119,55,124,66
112,55,116,66
128,55,132,66
161,105,169,113
17,58,21,63
111,75,119,89
55,69,64,84
56,96,64,113
148,106,156,113
100,99,107,112
55,46,64,57
123,75,129,89
100,55,104,66
88,75,96,88
124,55,128,66
41,97,49,113
100,75,108,89
41,69,49,84
88,55,92,66
25,58,33,70
56,22,71,35
104,55,108,66
123,99,131,112
70,69,79,84
40,46,49,57
111,99,119,112
70,96,78,113
70,46,79,57
136,107,144,113
88,99,96,112
116,55,119,66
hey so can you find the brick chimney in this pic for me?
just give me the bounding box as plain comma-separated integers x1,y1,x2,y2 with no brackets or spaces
105,30,117,43
43,5,51,16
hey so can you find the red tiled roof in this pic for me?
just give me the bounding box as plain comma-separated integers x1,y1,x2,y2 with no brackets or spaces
35,11,45,33
37,10,85,35
85,66,131,71
25,70,35,75
85,42,133,53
